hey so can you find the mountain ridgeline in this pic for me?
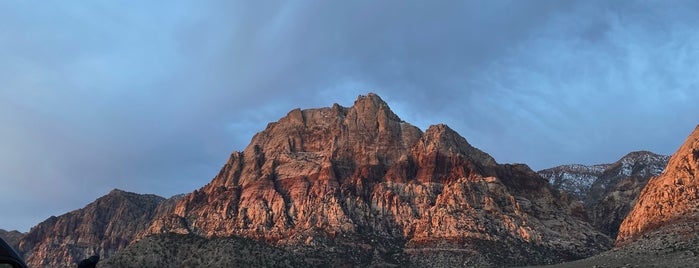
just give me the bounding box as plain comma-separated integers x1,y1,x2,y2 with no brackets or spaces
11,93,699,267
16,189,182,268
538,151,670,239
110,94,610,267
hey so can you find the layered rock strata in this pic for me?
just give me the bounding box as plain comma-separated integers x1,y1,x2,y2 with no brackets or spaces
148,94,611,266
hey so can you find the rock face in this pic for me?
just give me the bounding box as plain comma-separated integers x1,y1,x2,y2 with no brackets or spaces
148,93,611,266
617,125,699,245
17,189,178,268
585,151,669,239
538,164,610,201
539,152,669,239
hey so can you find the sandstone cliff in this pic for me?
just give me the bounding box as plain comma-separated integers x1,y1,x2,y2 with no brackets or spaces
17,189,178,268
147,93,611,266
617,125,699,245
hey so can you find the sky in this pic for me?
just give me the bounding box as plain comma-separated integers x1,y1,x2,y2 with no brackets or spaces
2,1,699,232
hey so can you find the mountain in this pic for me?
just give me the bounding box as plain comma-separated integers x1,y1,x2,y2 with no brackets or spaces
617,125,699,245
138,93,611,267
540,129,699,267
539,152,669,239
0,229,24,251
585,151,669,239
538,164,610,201
17,189,180,268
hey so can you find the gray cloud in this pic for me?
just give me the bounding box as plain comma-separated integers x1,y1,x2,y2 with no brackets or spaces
1,1,698,231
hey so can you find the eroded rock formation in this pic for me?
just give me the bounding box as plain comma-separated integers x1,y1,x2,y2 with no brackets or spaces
147,94,611,266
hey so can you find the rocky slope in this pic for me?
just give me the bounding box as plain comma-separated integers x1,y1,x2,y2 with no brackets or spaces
585,151,669,239
17,189,179,268
0,229,24,250
535,131,699,267
144,93,611,266
538,164,609,201
102,233,308,268
538,151,669,239
617,125,699,245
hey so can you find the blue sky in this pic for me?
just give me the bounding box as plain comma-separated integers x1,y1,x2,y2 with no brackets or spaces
2,1,699,232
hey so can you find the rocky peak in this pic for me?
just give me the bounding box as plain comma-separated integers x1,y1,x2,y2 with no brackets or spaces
18,189,174,268
610,151,670,178
350,93,402,123
584,151,669,239
419,124,496,166
617,126,699,245
151,93,611,266
587,151,669,203
539,151,670,239
538,163,610,201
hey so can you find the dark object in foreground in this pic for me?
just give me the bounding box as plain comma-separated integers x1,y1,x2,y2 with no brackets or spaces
77,255,99,268
0,237,27,268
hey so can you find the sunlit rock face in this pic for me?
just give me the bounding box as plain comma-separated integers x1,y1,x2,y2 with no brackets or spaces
149,93,611,266
618,125,699,246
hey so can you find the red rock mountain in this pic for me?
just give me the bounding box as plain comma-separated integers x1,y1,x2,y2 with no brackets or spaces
146,94,611,266
617,125,699,245
17,189,178,268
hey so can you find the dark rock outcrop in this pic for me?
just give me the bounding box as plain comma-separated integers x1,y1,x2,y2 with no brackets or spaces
0,229,24,250
17,189,179,268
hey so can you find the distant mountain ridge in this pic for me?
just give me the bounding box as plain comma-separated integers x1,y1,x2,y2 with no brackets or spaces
538,163,610,201
16,189,182,268
538,127,699,267
18,93,698,267
586,151,669,238
538,151,669,239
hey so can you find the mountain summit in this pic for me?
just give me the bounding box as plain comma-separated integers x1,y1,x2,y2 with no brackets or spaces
142,93,610,266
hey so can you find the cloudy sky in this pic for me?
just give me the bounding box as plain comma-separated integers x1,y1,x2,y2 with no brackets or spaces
2,1,699,232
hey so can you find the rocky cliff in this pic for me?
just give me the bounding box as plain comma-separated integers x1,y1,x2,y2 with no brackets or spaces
146,93,611,266
617,125,699,245
17,189,179,268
